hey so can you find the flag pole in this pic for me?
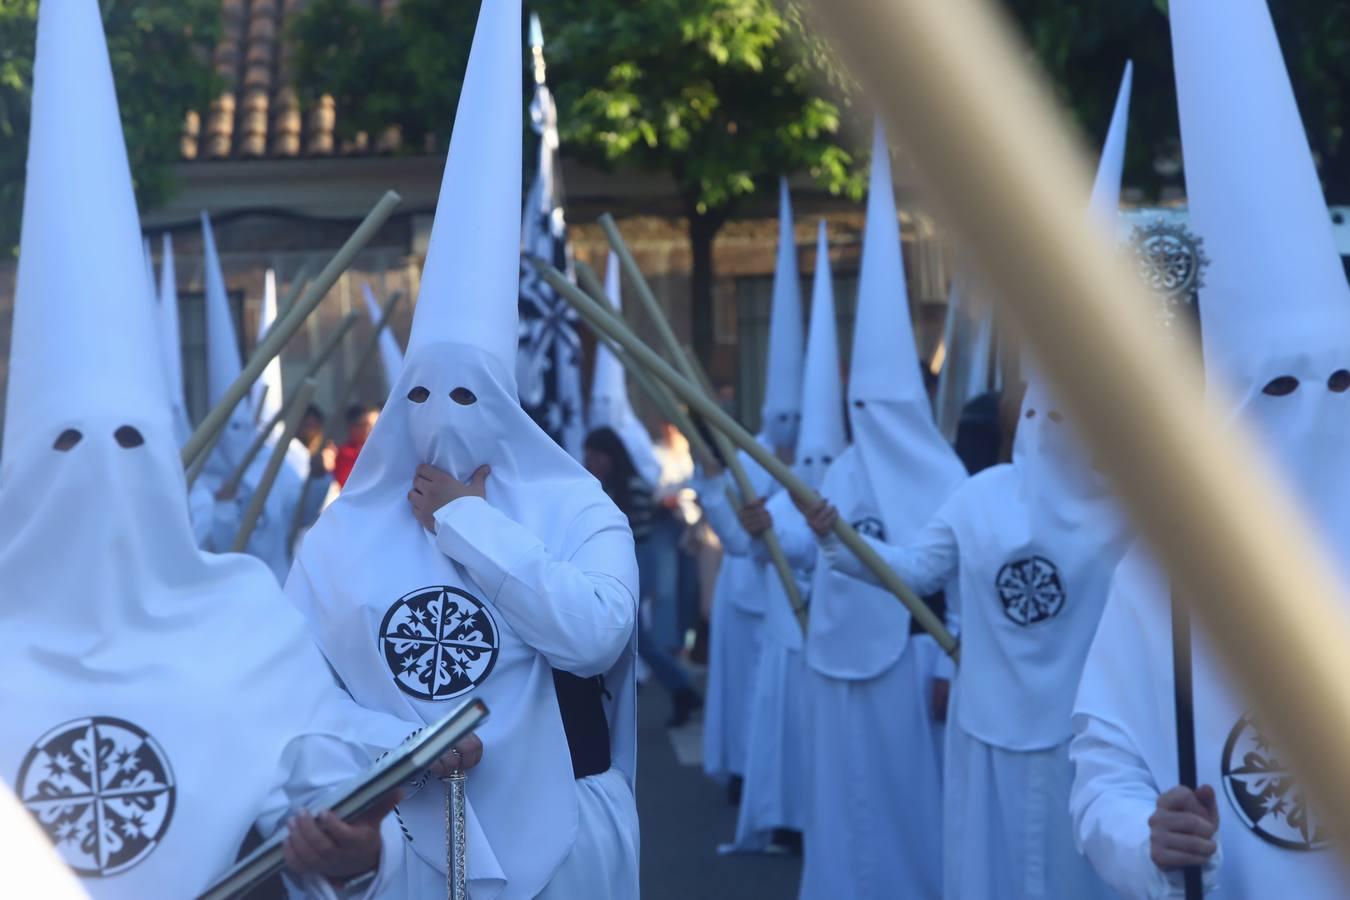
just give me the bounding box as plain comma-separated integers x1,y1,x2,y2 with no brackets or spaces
595,217,809,635
533,256,957,655
232,378,316,552
182,191,401,471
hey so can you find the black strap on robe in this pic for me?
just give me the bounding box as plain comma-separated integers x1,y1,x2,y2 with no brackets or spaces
552,670,611,779
910,590,948,637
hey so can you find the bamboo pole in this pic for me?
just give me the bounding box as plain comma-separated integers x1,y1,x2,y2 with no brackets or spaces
804,0,1350,839
275,260,317,324
233,379,316,552
182,190,402,470
329,291,404,432
592,223,810,634
220,312,362,496
574,261,719,468
540,258,951,649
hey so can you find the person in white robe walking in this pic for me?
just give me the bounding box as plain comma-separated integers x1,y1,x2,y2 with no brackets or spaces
797,65,1135,900
283,3,641,898
792,119,969,900
1071,2,1350,896
0,4,471,896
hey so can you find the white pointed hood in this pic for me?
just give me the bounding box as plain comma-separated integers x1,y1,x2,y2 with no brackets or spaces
795,221,847,489
157,233,191,446
946,62,1135,754
0,4,413,890
289,3,637,896
200,211,253,484
848,120,967,546
251,269,284,424
1172,0,1350,537
589,252,661,485
362,283,405,394
761,178,804,450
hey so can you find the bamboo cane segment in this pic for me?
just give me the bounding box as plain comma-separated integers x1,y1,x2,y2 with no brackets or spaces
533,257,957,653
182,191,401,470
594,222,809,633
220,312,362,495
232,378,316,552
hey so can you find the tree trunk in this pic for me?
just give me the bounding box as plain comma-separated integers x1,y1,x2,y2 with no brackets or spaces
687,208,727,366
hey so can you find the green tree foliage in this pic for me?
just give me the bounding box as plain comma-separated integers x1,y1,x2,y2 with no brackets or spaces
0,0,220,252
291,0,865,359
1004,0,1350,202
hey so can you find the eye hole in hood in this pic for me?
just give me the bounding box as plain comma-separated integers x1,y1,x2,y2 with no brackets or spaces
114,426,145,448
1262,376,1299,397
53,429,82,452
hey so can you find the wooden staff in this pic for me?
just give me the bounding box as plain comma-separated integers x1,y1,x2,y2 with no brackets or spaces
808,0,1350,839
574,261,719,468
328,291,404,436
536,258,956,651
594,219,810,634
220,312,362,496
233,379,316,552
182,191,402,471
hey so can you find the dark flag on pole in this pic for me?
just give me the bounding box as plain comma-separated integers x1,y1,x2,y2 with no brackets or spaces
517,13,585,456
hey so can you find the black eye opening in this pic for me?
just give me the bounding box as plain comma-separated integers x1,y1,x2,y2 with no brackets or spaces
1047,410,1064,423
1329,370,1350,393
777,413,789,422
1025,409,1037,420
450,387,478,406
1262,376,1300,397
114,426,145,448
53,429,82,451
853,400,866,409
407,386,430,404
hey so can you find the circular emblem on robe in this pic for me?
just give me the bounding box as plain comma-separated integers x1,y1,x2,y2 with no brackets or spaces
852,516,886,541
380,586,500,701
16,717,176,877
995,556,1066,626
1221,715,1328,851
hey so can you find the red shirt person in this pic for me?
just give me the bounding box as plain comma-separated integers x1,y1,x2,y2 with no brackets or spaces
334,404,379,487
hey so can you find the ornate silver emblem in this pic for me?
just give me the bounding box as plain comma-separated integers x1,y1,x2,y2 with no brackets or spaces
1127,220,1211,333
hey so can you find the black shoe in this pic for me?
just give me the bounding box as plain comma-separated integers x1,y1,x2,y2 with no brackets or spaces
727,775,744,807
666,688,703,728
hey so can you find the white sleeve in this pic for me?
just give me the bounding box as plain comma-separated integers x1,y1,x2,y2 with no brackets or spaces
432,497,638,678
818,514,958,598
205,497,243,552
696,475,756,558
253,733,410,900
770,499,818,572
1069,714,1222,900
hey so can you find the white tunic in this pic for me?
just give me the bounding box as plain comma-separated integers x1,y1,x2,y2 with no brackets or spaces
798,447,948,900
731,488,813,848
825,463,1124,900
289,490,639,900
697,451,776,783
1071,550,1350,899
